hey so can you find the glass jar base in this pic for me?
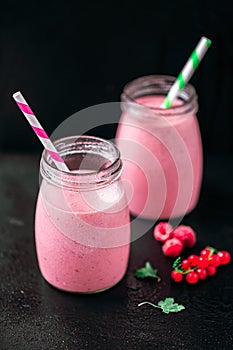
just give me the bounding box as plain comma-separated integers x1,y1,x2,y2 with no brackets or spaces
42,275,125,294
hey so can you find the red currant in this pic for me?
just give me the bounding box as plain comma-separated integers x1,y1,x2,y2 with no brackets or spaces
218,251,231,265
207,265,216,276
171,270,183,282
181,259,190,270
196,268,207,280
186,271,199,284
209,254,221,267
198,257,209,268
200,248,211,258
188,254,199,267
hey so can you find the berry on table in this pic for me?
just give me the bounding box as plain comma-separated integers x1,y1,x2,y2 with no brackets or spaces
186,271,199,284
181,259,190,270
171,270,183,282
162,238,183,257
200,248,211,258
198,257,209,268
207,265,216,276
172,225,196,248
188,254,199,267
153,222,173,242
172,245,231,285
218,251,231,265
208,254,221,267
196,268,207,280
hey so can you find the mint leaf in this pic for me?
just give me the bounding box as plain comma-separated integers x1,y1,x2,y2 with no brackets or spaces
135,262,160,281
157,298,185,314
138,297,185,314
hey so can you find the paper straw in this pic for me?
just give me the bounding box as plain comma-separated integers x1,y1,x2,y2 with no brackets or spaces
162,36,212,108
13,91,69,171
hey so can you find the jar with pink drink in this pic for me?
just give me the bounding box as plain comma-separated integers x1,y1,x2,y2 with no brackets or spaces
116,75,202,219
35,135,130,293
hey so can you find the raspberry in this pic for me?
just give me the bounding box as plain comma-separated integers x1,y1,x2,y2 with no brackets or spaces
153,222,173,242
172,225,196,248
218,251,231,265
162,238,183,257
186,271,199,284
171,270,183,282
196,268,207,280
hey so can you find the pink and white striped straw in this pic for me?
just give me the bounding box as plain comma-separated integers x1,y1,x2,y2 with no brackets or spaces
13,91,69,171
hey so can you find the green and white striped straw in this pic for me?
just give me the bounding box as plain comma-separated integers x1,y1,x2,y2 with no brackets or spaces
162,36,212,109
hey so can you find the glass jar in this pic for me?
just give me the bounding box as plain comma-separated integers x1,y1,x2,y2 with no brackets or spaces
35,135,130,293
116,75,202,219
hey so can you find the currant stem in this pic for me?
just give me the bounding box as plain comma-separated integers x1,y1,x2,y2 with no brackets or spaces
206,246,218,259
182,268,195,274
138,301,161,309
173,257,182,271
173,256,199,275
173,257,194,274
206,246,218,253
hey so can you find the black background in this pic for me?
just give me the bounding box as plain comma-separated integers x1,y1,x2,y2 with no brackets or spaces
0,0,233,156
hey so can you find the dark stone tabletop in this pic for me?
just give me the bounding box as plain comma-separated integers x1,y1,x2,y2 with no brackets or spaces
0,154,232,350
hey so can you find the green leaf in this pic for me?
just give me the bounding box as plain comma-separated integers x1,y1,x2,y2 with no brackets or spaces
157,298,185,314
135,262,160,281
138,297,185,315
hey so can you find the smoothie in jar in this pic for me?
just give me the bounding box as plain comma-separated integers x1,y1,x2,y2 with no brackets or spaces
35,136,130,293
116,75,202,219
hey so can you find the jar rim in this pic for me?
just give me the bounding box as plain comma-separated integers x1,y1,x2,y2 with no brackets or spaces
40,135,122,191
121,75,198,116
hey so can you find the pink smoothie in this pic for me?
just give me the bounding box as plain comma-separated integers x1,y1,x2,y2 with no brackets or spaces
35,178,130,293
116,95,203,219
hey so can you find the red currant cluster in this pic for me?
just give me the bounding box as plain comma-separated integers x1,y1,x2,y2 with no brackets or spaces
153,222,196,257
171,247,231,284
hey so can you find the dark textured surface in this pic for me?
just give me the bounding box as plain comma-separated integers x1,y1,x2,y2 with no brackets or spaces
1,0,233,155
0,154,233,350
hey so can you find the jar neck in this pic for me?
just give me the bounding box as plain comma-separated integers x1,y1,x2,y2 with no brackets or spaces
40,136,122,191
121,75,198,117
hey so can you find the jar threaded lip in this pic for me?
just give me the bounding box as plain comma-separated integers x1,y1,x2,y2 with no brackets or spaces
121,75,198,116
40,135,122,191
